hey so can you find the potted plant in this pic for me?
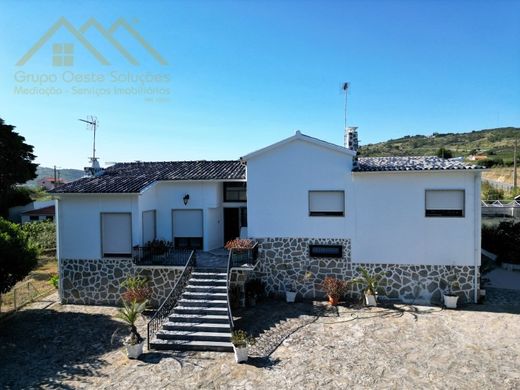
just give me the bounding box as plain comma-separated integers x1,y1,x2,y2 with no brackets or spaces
353,267,385,307
321,276,349,306
443,272,460,309
245,279,265,306
118,300,147,359
230,330,255,363
284,279,297,303
121,276,152,305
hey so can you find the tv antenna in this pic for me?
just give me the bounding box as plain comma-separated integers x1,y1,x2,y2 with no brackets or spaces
342,82,350,129
79,116,98,165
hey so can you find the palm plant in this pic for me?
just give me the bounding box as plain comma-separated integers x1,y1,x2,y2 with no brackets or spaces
118,300,147,345
353,267,385,295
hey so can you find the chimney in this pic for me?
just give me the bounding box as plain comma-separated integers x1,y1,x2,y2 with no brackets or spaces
344,126,359,151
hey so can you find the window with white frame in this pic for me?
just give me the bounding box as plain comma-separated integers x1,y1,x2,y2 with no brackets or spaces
425,190,465,217
309,191,345,217
101,213,132,257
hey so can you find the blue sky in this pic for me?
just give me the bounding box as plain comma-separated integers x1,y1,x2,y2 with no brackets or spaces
0,0,519,169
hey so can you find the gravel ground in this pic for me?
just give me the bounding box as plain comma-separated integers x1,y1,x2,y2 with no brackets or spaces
0,297,519,389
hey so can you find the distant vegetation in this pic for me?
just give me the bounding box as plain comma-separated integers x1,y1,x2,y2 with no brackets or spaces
25,166,84,187
482,221,520,264
359,127,520,167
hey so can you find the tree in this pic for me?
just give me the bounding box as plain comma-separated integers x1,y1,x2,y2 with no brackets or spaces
0,218,38,293
436,147,453,159
0,118,38,216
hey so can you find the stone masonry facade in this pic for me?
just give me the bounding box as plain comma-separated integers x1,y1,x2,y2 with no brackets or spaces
254,237,352,299
60,258,182,307
253,237,478,304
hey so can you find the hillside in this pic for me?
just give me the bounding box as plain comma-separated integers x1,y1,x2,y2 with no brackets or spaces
25,166,84,187
359,127,520,164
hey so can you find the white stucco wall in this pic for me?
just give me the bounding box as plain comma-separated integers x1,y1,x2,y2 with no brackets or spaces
57,181,232,258
246,137,481,267
246,138,355,239
353,171,480,266
57,194,139,260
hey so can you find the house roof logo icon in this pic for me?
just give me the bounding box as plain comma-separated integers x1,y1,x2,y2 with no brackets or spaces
17,17,168,66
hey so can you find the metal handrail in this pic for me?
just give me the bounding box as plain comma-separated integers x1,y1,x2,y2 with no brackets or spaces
229,242,259,268
133,246,191,267
147,249,196,349
226,249,234,331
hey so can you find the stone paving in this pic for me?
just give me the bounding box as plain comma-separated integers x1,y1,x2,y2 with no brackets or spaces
0,294,519,389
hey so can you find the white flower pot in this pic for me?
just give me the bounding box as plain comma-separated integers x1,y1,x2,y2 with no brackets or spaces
126,341,144,359
443,294,459,309
285,291,297,303
233,345,248,363
365,293,377,307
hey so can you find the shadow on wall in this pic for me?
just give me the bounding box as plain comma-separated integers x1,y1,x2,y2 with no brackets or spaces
0,309,123,389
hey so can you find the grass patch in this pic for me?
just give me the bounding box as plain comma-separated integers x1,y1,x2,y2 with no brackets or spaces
0,255,57,314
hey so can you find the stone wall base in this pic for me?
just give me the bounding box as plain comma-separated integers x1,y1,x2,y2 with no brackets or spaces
254,237,351,299
60,258,182,307
352,263,479,304
252,236,478,304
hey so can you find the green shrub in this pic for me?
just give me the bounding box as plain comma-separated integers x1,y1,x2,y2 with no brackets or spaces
48,274,59,289
482,222,520,264
21,220,55,251
0,217,38,293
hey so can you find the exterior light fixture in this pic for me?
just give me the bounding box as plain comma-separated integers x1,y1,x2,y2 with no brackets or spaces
183,194,190,206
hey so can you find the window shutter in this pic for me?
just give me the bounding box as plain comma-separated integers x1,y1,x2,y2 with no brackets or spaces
102,213,132,256
309,191,345,215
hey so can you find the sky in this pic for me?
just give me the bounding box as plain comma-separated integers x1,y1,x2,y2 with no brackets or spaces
0,0,519,169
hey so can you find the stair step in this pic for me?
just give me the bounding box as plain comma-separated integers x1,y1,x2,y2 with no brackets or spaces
168,313,230,324
163,321,231,332
184,285,227,292
156,330,231,342
178,299,227,307
174,306,228,315
149,339,233,352
189,279,227,285
191,272,227,280
182,291,228,300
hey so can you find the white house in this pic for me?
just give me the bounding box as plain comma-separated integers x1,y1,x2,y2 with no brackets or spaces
52,131,483,306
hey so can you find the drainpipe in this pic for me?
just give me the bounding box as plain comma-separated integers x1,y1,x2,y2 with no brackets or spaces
474,173,481,303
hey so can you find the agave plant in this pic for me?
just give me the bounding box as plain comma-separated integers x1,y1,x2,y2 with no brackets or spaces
118,300,147,345
230,330,255,348
353,267,386,295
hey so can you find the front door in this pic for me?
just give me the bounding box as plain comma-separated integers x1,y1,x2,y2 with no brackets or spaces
223,208,240,244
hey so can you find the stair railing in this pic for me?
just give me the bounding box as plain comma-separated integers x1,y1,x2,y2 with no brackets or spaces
226,249,235,331
147,249,196,349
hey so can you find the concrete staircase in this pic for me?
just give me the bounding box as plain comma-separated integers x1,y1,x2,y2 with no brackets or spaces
149,269,233,352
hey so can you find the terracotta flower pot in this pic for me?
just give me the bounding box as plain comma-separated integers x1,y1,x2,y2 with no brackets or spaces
328,295,339,306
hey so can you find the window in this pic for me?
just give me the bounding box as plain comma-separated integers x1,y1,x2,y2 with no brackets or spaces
224,182,247,202
309,244,343,258
309,191,345,216
52,43,74,67
101,213,132,257
425,190,465,217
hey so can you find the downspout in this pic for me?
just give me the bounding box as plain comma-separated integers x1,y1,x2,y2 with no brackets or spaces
55,197,63,302
473,173,481,303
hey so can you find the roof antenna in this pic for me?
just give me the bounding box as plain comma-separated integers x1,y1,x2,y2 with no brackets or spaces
342,82,350,130
79,116,103,176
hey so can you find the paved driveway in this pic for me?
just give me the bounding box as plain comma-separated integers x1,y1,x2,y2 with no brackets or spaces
0,298,519,389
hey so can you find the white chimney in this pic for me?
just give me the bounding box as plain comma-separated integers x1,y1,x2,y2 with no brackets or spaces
344,126,359,151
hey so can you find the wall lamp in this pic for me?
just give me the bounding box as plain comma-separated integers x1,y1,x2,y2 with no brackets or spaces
183,194,190,206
